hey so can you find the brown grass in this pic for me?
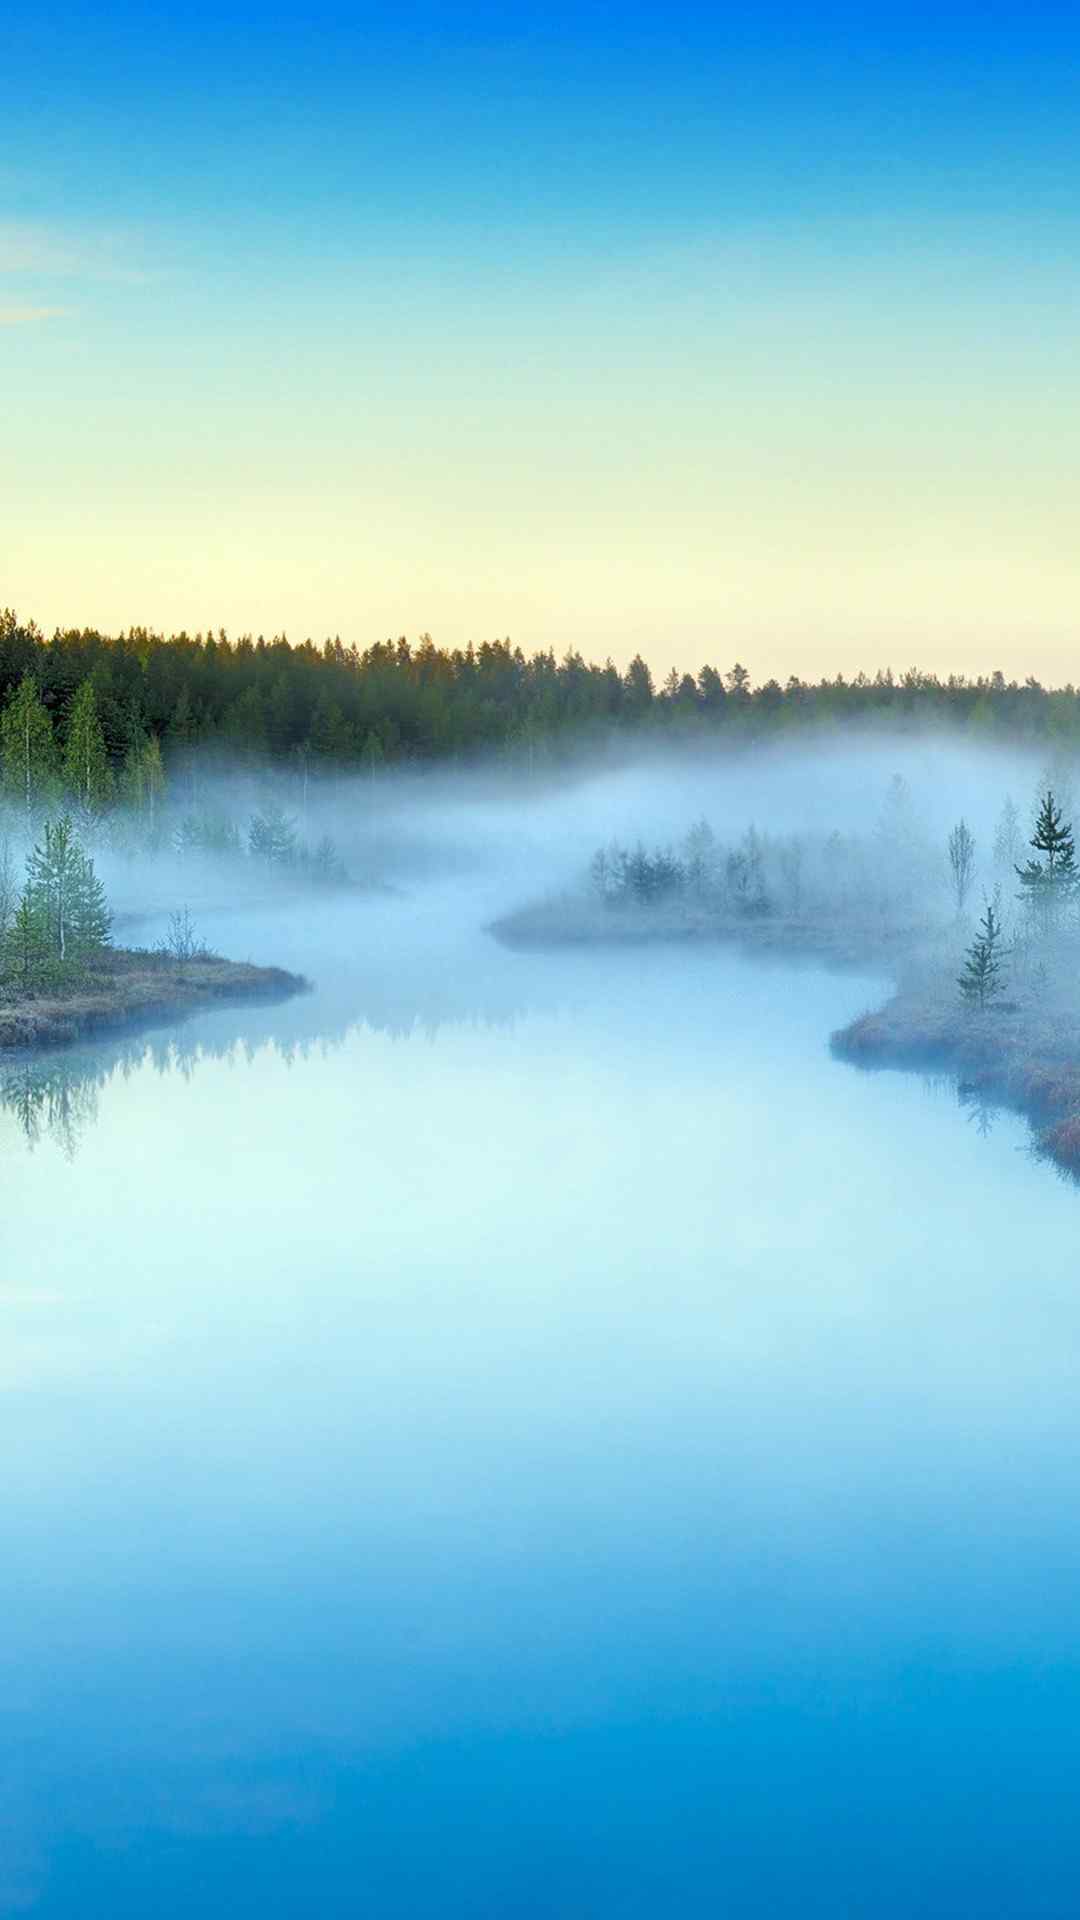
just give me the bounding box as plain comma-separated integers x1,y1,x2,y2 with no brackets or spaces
0,948,308,1053
832,973,1080,1184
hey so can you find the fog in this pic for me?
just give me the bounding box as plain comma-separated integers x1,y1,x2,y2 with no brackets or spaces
79,724,1067,972
5,727,1080,1916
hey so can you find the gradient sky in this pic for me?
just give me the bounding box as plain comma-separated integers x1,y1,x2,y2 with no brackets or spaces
3,3,1079,681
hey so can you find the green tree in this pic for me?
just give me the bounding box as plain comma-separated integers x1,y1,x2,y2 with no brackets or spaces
26,817,111,965
4,890,51,992
958,899,1005,1011
1016,790,1076,933
0,836,15,946
0,673,58,833
248,803,298,867
64,681,114,816
122,734,166,837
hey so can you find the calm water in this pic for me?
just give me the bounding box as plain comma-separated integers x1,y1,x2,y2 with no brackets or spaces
4,884,1080,1916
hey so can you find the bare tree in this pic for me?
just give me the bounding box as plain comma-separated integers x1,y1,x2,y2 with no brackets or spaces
993,795,1021,874
947,819,976,917
165,907,200,963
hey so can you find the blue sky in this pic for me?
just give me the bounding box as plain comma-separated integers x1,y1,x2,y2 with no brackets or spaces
3,3,1079,677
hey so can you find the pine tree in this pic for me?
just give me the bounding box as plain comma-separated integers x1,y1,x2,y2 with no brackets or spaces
958,899,1005,1011
25,817,111,966
1015,790,1076,933
4,890,51,992
0,836,15,946
64,681,114,816
0,673,58,834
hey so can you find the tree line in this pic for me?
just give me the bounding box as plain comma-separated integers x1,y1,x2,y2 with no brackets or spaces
6,608,1080,780
0,670,350,885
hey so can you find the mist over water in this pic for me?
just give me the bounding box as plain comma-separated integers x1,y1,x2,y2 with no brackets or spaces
5,735,1080,1916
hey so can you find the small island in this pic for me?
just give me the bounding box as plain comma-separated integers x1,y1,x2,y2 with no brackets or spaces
493,785,1080,1183
0,814,306,1054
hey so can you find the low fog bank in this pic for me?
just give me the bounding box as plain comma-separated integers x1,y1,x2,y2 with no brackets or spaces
5,723,1080,1164
103,725,1065,926
1,721,1072,1044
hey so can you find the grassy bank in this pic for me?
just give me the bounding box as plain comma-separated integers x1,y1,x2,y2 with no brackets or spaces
0,948,309,1053
832,968,1080,1180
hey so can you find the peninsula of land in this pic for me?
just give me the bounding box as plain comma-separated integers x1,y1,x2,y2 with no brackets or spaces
493,797,1080,1183
0,947,308,1054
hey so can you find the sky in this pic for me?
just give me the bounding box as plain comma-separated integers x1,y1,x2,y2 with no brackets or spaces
2,2,1079,683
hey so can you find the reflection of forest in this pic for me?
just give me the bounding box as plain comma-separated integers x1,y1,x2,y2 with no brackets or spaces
0,969,532,1158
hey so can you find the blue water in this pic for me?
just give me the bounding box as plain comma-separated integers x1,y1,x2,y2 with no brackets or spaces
3,893,1080,1916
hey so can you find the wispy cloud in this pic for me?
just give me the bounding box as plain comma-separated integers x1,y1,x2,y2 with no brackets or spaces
0,304,67,326
0,220,154,284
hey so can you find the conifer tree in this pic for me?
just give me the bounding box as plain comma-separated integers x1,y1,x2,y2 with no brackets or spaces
248,803,298,867
1015,790,1076,933
958,899,1005,1011
4,890,51,992
0,837,15,946
26,817,111,965
0,673,58,834
64,681,114,816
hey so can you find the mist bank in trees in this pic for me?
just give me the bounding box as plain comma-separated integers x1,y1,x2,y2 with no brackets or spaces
494,772,951,965
0,667,354,906
8,608,1080,782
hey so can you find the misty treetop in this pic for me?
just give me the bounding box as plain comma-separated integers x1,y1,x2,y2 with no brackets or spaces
6,609,1080,785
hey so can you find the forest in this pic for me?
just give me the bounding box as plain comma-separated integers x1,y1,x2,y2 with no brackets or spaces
4,609,1080,780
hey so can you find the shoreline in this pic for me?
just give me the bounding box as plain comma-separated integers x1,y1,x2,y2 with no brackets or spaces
831,990,1080,1180
489,895,930,975
493,894,1080,1183
0,949,310,1055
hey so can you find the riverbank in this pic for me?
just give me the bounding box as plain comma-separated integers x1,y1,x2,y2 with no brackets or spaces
832,977,1080,1179
494,892,1080,1183
0,948,309,1052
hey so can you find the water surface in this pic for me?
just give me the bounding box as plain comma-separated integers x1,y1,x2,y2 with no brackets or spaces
3,889,1079,1916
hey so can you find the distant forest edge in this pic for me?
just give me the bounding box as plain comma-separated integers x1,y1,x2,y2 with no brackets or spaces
3,610,1080,775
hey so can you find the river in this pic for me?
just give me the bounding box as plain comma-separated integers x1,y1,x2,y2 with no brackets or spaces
3,877,1079,1916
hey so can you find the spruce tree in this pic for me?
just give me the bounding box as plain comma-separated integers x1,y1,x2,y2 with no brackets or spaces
1016,790,1076,933
958,900,1005,1011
